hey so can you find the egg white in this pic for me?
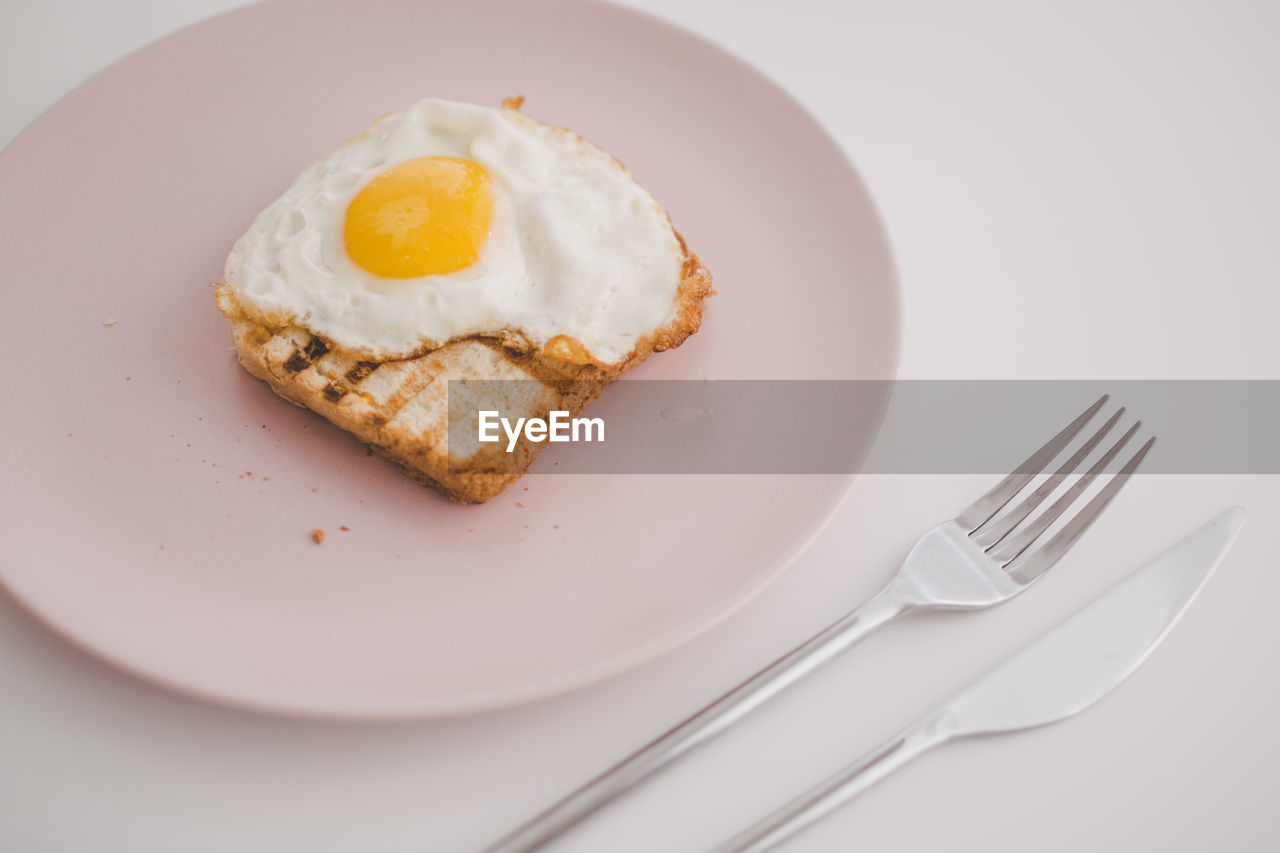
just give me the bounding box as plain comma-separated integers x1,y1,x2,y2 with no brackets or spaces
224,98,684,366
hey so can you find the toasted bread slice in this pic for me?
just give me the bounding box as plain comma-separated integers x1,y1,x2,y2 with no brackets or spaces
214,244,710,503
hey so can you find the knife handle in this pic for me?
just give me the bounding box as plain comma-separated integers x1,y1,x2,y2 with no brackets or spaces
482,585,909,853
710,712,956,853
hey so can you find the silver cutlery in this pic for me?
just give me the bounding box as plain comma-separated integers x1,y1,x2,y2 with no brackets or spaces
484,395,1153,853
713,506,1245,852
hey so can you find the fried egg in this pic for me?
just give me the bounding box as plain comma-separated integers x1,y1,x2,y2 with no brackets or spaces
223,98,685,367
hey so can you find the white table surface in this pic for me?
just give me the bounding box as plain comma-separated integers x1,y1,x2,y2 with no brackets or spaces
3,1,1277,850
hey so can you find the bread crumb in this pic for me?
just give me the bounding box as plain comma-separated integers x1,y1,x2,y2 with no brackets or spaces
340,525,350,531
103,318,119,326
125,376,132,381
553,524,559,529
516,502,526,508
311,528,325,544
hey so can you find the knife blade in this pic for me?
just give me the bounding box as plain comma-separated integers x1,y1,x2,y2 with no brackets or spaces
945,504,1245,735
713,506,1246,853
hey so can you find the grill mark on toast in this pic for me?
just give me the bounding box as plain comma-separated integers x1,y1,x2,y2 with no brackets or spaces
373,365,439,425
282,334,332,375
283,351,309,374
345,361,379,384
281,329,433,439
304,337,329,360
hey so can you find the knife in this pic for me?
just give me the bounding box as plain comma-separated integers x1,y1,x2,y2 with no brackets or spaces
712,506,1246,853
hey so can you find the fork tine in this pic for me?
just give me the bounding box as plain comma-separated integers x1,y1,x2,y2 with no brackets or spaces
972,407,1125,550
989,421,1141,566
1005,435,1156,583
956,394,1108,533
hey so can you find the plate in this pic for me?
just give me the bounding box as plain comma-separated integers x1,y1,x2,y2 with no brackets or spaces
0,0,898,718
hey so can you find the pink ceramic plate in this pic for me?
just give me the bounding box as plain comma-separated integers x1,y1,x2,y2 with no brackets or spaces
0,0,898,718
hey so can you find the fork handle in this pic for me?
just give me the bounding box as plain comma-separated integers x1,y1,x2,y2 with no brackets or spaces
482,585,909,853
709,712,954,853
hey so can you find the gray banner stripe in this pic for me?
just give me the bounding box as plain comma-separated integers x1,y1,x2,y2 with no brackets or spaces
446,381,1280,474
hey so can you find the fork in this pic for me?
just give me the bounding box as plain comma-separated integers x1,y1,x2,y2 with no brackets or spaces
483,395,1154,853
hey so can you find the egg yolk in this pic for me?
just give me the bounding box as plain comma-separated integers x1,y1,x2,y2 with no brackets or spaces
344,156,493,278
